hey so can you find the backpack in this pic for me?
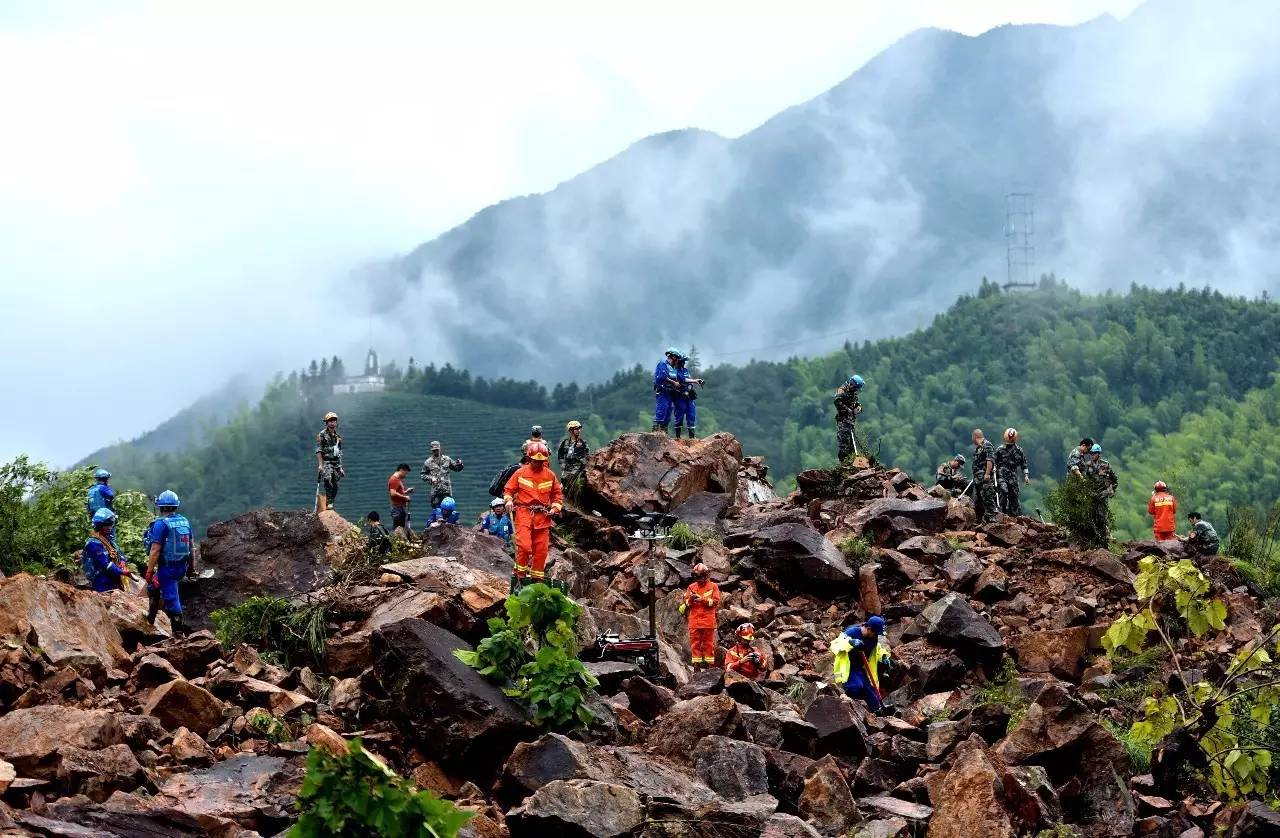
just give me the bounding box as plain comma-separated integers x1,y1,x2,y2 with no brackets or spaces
86,484,108,517
149,514,193,565
81,535,116,583
489,463,521,498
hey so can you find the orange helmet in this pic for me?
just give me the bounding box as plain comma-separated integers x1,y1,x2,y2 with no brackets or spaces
1154,481,1167,492
526,441,551,461
1004,427,1018,442
736,623,755,640
692,563,708,576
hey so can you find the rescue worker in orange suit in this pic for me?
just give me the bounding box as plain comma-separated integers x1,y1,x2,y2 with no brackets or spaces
724,623,766,680
1148,480,1178,541
503,441,563,587
680,563,721,670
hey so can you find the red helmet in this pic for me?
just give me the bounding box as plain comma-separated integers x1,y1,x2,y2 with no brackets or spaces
736,623,755,640
526,441,551,461
692,563,708,576
1154,481,1167,492
1004,427,1018,442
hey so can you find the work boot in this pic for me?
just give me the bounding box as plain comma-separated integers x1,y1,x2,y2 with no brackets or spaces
650,422,661,433
686,426,697,439
167,612,187,637
674,426,683,439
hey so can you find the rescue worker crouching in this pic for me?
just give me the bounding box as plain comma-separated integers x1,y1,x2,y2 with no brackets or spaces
503,441,563,587
428,496,460,527
83,508,132,592
145,490,194,636
934,454,967,495
724,623,766,680
831,615,893,714
680,562,720,670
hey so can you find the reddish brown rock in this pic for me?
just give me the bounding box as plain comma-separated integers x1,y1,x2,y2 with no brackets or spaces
927,745,1015,838
143,679,227,737
0,574,129,677
0,706,123,777
581,432,742,515
1011,627,1092,682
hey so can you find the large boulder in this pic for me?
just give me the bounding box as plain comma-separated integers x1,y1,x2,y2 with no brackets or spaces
581,432,742,516
902,593,1004,662
0,706,123,777
372,618,532,777
692,736,769,801
846,498,947,544
727,522,858,593
186,508,340,628
648,694,741,757
381,554,509,628
101,589,172,645
142,679,227,737
11,798,210,837
418,524,515,576
799,755,857,836
927,744,1016,838
507,779,645,838
0,574,129,676
803,694,869,759
153,754,302,834
326,587,452,675
1011,627,1092,682
56,744,145,802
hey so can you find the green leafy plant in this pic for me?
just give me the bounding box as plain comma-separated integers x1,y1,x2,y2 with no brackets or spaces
291,738,472,838
1102,555,1280,801
1227,504,1280,597
973,659,1028,733
247,710,294,743
1044,475,1112,548
666,522,708,551
837,535,872,566
211,596,328,668
455,583,597,730
1102,718,1153,773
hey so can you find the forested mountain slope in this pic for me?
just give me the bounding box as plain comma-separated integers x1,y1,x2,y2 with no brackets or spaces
89,282,1280,539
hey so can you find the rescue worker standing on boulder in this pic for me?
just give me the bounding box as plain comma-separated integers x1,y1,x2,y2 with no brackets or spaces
680,562,720,670
994,428,1030,516
83,508,131,592
971,429,998,524
315,412,344,513
672,352,704,439
934,455,967,495
421,440,464,509
1182,512,1221,556
86,469,115,522
557,420,590,483
1148,481,1178,541
724,623,765,680
145,490,193,636
831,615,891,713
652,348,683,434
503,441,562,587
834,375,864,461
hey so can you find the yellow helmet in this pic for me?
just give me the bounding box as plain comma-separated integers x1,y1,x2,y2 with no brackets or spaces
323,411,339,422
567,420,583,431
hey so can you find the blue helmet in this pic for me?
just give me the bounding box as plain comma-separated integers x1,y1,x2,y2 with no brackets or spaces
848,375,865,389
91,508,117,528
156,489,181,508
441,496,457,512
665,346,682,358
94,469,111,481
1090,444,1102,453
866,615,886,635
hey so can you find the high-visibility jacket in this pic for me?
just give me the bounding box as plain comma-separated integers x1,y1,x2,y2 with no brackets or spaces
682,579,721,629
1147,491,1178,533
830,631,892,691
502,464,563,530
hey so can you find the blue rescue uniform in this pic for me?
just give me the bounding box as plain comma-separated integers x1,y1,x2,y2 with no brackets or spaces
83,534,127,592
86,483,115,520
146,514,193,618
840,625,883,711
673,365,697,433
653,359,681,428
480,512,514,547
428,507,460,525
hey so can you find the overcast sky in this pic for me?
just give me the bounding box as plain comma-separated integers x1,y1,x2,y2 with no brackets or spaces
0,1,1144,467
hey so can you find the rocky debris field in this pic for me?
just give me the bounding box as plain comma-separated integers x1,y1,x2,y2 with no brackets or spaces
0,430,1274,837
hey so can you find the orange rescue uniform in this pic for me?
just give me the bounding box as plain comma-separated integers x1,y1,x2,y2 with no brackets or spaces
1148,491,1178,541
724,644,764,679
503,464,563,580
683,579,721,665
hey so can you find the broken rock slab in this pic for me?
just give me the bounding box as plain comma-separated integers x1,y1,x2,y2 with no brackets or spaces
153,753,302,834
581,431,742,517
506,779,645,838
0,705,124,778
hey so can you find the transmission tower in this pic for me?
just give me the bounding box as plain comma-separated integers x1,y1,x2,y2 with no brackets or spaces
1004,192,1036,291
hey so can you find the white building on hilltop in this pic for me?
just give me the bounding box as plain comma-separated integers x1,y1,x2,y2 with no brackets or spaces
333,348,387,395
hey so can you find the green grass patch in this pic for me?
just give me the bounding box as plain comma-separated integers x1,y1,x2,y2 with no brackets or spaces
211,595,328,669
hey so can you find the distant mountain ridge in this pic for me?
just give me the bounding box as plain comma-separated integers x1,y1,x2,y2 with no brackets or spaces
362,0,1279,384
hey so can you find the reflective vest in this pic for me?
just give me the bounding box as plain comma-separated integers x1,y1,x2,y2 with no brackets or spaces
148,514,193,565
830,632,891,690
86,483,112,516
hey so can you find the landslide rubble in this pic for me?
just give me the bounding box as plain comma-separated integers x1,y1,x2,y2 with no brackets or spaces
0,435,1273,836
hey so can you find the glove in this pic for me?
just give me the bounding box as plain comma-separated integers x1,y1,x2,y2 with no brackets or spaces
550,503,562,515
678,602,687,615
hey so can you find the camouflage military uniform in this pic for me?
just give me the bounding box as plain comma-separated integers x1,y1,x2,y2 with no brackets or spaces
1187,520,1220,555
421,453,464,508
1083,456,1118,541
315,428,344,502
935,463,967,495
994,443,1028,516
557,437,590,482
972,440,998,523
833,385,861,461
1066,447,1086,477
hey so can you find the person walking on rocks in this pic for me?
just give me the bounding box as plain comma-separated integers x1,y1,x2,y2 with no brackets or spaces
421,440,464,509
1147,481,1178,541
144,490,193,636
724,623,765,680
83,508,132,592
652,348,683,434
672,352,704,439
994,428,1030,516
831,615,890,713
971,428,998,523
557,420,590,483
934,455,967,495
680,562,720,670
1067,437,1094,478
834,375,865,462
314,412,344,513
86,468,115,522
1181,512,1220,556
503,441,562,587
